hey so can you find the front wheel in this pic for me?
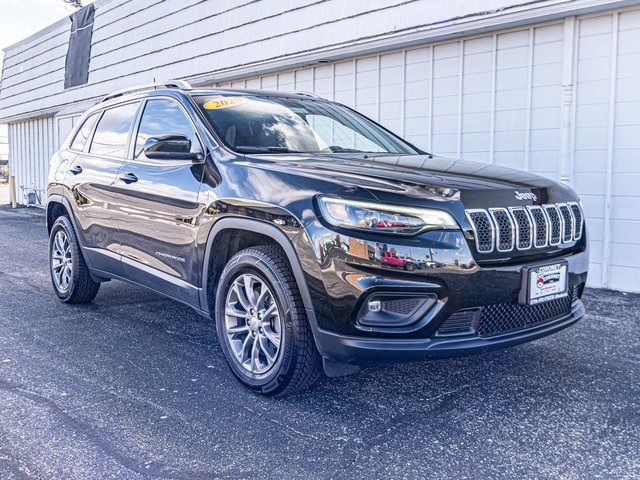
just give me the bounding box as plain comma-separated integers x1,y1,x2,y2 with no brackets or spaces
215,245,322,396
49,216,100,303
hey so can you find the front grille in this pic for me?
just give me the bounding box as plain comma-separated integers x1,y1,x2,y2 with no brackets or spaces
466,202,583,254
476,291,574,337
437,285,581,338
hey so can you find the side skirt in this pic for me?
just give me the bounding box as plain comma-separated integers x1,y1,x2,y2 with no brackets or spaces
88,267,211,320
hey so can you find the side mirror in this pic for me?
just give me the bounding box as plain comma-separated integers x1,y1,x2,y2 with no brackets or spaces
143,135,203,161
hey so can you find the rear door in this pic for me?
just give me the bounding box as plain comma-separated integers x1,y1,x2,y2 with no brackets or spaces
116,97,205,305
64,102,139,275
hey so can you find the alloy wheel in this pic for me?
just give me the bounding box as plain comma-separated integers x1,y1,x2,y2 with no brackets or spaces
224,273,282,374
51,230,73,292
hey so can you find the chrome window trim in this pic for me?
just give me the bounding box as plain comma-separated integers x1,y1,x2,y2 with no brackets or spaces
508,206,533,250
543,204,562,246
568,201,583,241
465,209,495,254
489,207,515,252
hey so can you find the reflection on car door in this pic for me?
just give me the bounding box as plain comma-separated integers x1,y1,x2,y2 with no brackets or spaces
64,102,139,275
116,98,205,305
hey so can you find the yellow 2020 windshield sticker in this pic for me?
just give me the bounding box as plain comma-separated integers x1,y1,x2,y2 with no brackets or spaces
203,97,249,110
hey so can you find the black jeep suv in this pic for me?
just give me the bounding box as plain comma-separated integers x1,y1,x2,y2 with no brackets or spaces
47,81,588,395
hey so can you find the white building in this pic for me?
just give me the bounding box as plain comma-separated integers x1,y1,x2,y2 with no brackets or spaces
0,125,7,165
1,0,639,291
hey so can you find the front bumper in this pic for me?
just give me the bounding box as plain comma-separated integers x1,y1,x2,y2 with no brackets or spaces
297,220,589,364
314,301,583,365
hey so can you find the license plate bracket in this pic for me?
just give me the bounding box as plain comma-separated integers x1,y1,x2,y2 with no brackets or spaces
519,262,568,306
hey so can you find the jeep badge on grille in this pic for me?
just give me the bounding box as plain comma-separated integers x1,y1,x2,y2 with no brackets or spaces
515,191,537,202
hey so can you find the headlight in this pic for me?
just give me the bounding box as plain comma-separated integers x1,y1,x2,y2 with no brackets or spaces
317,197,459,235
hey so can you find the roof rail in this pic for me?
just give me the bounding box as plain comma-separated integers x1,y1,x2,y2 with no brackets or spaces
293,91,323,99
101,80,192,103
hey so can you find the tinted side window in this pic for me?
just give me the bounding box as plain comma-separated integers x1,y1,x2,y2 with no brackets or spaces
135,99,199,158
89,102,139,158
70,113,98,151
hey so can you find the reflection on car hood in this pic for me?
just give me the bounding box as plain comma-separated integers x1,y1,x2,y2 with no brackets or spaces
240,153,573,207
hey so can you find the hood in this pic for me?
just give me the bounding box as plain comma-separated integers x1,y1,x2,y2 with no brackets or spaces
240,153,577,209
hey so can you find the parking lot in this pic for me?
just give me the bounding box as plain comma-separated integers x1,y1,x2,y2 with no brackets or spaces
0,205,638,479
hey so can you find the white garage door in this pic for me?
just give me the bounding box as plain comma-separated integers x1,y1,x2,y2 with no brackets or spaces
215,7,640,292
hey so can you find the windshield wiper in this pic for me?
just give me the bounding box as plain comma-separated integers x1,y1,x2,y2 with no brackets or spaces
235,146,300,154
326,146,366,153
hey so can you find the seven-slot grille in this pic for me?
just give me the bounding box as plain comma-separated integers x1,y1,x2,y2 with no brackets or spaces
465,202,583,254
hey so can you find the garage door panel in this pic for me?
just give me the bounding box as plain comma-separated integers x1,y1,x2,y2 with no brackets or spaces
611,219,640,243
608,265,638,291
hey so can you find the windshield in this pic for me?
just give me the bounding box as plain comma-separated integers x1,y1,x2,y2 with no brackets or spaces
194,94,420,155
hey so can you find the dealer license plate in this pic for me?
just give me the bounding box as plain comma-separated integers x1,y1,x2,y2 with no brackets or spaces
526,263,568,305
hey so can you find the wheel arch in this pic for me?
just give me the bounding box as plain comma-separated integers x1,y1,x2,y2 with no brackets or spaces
46,194,78,235
200,218,320,335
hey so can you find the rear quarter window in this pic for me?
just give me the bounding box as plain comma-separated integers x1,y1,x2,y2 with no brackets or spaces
69,113,99,151
89,102,139,158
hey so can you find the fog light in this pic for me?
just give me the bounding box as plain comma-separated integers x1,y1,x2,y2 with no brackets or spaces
358,294,439,329
368,300,382,312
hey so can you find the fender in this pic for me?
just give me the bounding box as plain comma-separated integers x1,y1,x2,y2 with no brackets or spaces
47,194,81,240
200,217,321,340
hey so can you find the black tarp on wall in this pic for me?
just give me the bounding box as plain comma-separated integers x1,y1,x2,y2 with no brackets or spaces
64,4,95,89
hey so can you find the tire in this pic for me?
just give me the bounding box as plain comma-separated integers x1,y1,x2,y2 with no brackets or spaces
49,216,100,304
404,262,416,271
215,245,323,396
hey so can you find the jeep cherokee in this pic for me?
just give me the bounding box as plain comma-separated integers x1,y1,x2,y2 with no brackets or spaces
47,81,588,396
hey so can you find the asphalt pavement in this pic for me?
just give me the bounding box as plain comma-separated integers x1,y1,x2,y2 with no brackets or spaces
0,205,638,479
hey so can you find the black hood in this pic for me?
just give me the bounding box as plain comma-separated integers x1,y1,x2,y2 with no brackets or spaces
241,153,577,209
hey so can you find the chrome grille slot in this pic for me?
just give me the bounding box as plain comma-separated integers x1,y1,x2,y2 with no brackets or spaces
527,206,548,248
558,204,574,243
465,202,584,255
543,205,562,246
569,202,583,240
509,207,532,250
489,208,515,252
466,210,494,253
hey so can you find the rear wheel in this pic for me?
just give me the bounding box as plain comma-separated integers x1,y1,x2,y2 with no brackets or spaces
49,216,100,303
215,245,322,396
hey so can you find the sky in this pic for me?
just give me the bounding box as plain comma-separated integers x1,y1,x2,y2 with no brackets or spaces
0,0,97,63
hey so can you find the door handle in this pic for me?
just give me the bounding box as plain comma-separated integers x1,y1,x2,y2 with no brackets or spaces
69,165,83,175
118,172,138,184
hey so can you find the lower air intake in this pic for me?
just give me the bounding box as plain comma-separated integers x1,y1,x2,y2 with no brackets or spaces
437,285,581,338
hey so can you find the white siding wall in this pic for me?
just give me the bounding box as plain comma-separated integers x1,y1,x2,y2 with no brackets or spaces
6,115,81,206
0,0,523,121
7,117,57,205
573,9,640,291
216,7,640,291
0,125,8,163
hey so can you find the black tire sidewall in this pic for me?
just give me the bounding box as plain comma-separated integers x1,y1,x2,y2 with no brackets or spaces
215,252,297,394
49,217,80,301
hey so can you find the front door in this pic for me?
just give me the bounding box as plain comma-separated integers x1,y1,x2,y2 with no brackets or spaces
116,98,205,306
